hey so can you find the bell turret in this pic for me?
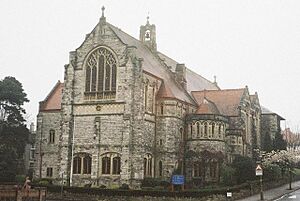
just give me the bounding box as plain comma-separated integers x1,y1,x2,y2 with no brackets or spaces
140,16,157,51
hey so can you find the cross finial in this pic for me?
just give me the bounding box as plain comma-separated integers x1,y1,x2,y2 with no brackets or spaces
101,6,105,17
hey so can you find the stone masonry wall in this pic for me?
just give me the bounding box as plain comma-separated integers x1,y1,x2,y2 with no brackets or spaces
156,113,185,178
34,111,61,180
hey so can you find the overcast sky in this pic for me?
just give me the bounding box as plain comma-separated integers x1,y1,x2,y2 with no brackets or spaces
0,0,299,131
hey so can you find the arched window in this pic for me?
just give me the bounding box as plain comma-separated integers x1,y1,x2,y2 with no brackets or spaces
193,162,202,177
144,84,148,110
85,47,117,99
190,124,193,136
112,156,121,175
144,154,153,177
212,123,215,138
73,154,92,175
218,124,222,138
152,87,155,113
196,122,200,137
101,153,121,175
159,161,163,177
73,156,82,174
210,161,218,178
49,130,55,144
83,155,92,174
204,123,208,137
160,103,164,115
180,127,184,140
102,156,111,174
143,158,147,176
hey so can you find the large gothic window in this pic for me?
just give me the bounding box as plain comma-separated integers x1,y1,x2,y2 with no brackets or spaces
85,47,117,100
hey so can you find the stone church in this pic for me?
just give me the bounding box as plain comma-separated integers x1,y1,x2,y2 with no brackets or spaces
34,8,272,187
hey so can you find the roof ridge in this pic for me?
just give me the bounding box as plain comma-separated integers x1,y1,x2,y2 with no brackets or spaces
191,88,245,93
108,22,141,45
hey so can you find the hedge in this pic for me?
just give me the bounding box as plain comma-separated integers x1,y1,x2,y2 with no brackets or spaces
31,182,255,198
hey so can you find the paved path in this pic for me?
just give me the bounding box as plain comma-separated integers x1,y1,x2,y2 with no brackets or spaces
274,188,300,200
237,180,300,201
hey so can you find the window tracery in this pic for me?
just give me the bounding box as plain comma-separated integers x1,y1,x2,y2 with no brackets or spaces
85,47,117,100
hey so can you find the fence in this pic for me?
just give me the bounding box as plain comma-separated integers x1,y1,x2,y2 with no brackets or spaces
0,185,47,201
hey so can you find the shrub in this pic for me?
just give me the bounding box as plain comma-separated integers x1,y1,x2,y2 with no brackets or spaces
36,178,53,186
141,178,170,189
264,164,281,181
232,155,255,184
15,175,26,184
141,178,160,188
159,180,170,189
99,185,106,189
220,164,236,186
119,183,130,190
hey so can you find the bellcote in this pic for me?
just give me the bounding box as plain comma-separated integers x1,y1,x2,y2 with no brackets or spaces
140,16,157,51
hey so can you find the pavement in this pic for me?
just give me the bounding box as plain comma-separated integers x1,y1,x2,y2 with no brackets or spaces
237,180,300,201
274,188,300,201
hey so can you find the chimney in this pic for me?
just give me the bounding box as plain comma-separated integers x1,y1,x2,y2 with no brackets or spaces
175,64,187,89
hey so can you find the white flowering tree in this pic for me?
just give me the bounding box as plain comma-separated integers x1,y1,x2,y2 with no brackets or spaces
262,150,300,169
261,150,300,189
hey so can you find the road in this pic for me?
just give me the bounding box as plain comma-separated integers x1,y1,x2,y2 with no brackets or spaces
274,188,300,201
237,180,300,201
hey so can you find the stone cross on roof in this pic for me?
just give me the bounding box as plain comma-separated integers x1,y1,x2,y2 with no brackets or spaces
101,6,105,17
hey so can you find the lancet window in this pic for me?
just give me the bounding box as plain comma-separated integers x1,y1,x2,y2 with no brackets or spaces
144,154,153,177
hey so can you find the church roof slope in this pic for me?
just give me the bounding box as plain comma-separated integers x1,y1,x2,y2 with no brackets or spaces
156,81,175,99
261,106,274,114
39,81,63,112
156,52,220,92
261,106,285,120
195,98,220,115
108,23,206,105
192,88,245,116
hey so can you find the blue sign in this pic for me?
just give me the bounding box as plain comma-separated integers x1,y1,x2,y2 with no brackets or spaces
172,175,185,185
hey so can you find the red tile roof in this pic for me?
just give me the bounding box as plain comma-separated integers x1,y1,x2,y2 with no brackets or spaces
156,81,175,99
39,81,63,111
192,89,245,116
195,98,220,114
